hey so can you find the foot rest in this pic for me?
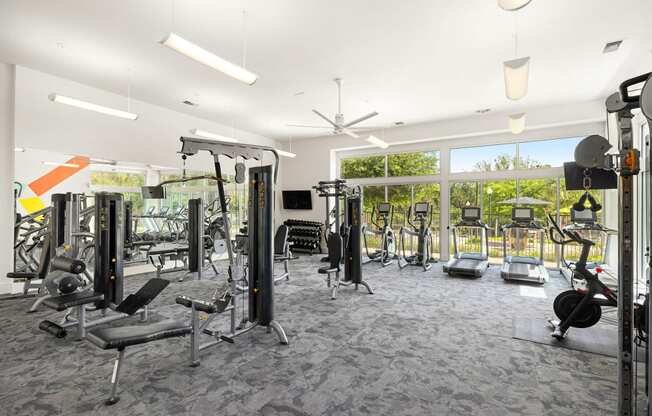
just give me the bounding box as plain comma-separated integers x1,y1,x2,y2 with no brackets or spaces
87,320,192,350
6,272,38,280
42,290,104,311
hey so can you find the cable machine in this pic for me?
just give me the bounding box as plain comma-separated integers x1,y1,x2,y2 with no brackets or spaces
572,72,651,415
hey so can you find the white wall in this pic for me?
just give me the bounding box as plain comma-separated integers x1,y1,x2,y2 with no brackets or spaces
280,99,606,259
0,63,15,294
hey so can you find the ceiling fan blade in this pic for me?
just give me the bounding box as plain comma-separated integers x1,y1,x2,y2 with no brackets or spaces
342,128,360,139
348,126,384,130
312,109,339,128
286,124,332,129
343,111,379,128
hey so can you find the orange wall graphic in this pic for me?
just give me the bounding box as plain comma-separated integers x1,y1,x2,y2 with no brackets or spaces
27,156,90,196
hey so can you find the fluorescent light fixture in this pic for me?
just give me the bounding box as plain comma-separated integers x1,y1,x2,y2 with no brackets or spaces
498,0,532,11
89,157,116,165
14,147,25,152
148,164,180,170
160,33,258,85
48,94,139,120
190,129,239,143
503,57,530,100
275,149,296,158
42,161,79,168
508,113,526,134
366,135,389,149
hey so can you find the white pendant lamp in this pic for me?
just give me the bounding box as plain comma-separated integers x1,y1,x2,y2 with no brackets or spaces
49,94,139,120
366,135,389,149
503,57,530,100
276,149,297,158
161,33,258,85
508,113,526,134
498,0,532,11
190,129,239,143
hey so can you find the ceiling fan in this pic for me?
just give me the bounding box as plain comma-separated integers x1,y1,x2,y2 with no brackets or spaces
287,78,379,139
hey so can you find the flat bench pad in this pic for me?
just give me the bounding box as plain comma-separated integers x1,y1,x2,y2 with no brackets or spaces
42,290,104,311
148,243,189,256
87,320,192,350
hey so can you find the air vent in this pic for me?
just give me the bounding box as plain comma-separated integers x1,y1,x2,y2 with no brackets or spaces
182,100,198,106
603,40,623,54
476,108,491,114
394,121,405,126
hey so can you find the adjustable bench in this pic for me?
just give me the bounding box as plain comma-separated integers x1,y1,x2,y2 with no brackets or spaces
87,319,192,405
148,242,190,280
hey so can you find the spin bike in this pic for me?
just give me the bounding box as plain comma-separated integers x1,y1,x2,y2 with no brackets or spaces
547,213,647,341
397,202,436,271
362,202,396,266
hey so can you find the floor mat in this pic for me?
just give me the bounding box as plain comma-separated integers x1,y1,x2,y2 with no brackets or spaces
512,317,646,360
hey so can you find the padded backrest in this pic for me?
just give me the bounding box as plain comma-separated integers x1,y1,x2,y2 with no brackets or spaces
327,233,343,269
274,225,289,255
36,238,51,278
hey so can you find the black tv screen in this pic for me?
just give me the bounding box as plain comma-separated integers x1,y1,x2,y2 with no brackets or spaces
283,190,312,210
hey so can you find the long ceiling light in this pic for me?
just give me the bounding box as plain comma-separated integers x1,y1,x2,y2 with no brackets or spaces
14,147,25,152
276,149,296,158
366,135,389,149
42,161,80,168
503,57,530,100
498,0,532,11
160,33,258,85
48,94,139,120
508,113,526,134
190,129,239,143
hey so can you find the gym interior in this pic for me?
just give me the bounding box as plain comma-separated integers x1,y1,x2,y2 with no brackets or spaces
1,1,651,415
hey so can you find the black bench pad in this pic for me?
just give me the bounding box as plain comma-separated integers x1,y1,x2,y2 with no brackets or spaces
318,267,338,274
6,272,38,279
87,320,192,350
42,291,104,311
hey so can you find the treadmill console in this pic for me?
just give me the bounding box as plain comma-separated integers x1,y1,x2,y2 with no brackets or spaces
414,202,430,216
512,207,533,223
377,203,391,215
570,208,596,224
462,207,481,221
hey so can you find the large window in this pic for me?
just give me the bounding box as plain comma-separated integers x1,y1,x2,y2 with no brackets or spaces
449,181,480,224
388,151,439,177
90,171,145,187
341,151,440,179
341,155,385,179
450,144,517,173
518,137,582,169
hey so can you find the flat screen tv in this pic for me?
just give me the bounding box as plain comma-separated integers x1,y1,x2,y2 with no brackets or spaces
282,190,312,210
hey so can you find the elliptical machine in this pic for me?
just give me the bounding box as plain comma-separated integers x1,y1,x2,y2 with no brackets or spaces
362,202,396,266
397,202,435,271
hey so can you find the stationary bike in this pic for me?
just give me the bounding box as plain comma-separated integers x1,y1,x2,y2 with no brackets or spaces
547,213,647,342
397,202,435,271
362,202,396,266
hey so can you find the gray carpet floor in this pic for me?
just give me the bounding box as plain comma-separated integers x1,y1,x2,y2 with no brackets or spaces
0,256,632,415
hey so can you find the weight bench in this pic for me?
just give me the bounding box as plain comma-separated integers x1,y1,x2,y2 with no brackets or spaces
87,319,192,405
148,242,190,280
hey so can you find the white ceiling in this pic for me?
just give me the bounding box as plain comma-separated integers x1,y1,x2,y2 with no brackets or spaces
1,0,651,141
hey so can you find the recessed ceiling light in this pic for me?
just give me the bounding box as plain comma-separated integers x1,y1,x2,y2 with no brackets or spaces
476,108,491,114
603,40,623,54
182,100,198,106
293,91,305,96
498,0,532,11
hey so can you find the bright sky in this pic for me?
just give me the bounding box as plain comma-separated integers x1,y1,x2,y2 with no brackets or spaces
451,137,582,173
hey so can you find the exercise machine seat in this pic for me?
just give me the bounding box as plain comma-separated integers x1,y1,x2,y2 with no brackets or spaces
86,319,192,350
42,290,104,311
318,234,342,275
176,295,221,314
148,242,189,256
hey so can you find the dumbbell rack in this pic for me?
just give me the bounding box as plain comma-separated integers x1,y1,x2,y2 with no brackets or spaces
284,219,323,255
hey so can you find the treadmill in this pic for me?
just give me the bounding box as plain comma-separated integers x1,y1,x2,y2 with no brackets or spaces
500,207,548,284
560,208,617,288
444,207,489,278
